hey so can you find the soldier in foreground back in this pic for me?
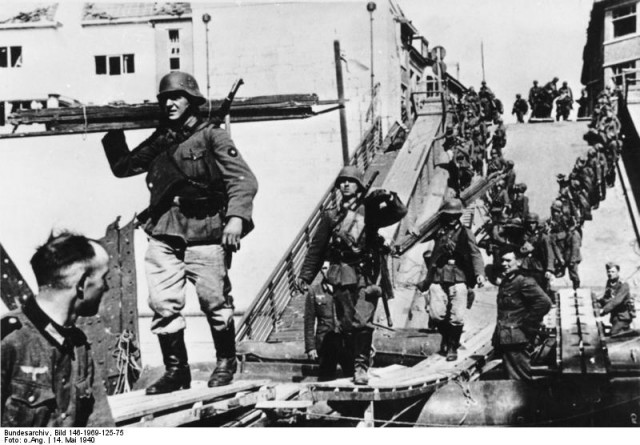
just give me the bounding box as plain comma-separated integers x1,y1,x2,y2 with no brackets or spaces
102,71,258,394
1,232,114,427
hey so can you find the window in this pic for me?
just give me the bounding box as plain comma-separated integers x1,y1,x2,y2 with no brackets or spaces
95,54,135,75
168,29,181,71
95,56,106,74
0,46,23,68
612,4,636,38
612,60,637,86
123,54,134,73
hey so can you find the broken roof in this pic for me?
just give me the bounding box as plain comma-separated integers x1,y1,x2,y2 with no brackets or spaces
82,2,192,21
0,3,58,25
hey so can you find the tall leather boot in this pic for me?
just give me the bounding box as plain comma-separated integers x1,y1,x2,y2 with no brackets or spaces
353,329,373,385
446,324,463,362
208,321,238,387
146,331,191,395
437,322,449,357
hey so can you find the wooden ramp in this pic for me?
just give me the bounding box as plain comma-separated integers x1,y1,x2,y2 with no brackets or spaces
303,290,497,402
108,380,270,427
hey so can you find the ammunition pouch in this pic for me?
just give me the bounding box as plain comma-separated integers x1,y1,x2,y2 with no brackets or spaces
174,193,226,219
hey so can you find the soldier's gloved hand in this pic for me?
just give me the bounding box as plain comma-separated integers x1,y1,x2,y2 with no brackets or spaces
307,349,318,361
476,275,486,287
222,217,243,252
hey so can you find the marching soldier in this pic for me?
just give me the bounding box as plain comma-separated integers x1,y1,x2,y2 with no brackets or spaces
418,199,485,361
519,213,554,295
296,166,384,385
512,94,529,123
1,232,114,427
102,71,258,394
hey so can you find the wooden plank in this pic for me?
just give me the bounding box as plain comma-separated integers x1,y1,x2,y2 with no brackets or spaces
108,380,268,423
256,400,313,409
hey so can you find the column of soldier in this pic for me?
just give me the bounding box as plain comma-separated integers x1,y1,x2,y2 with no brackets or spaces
482,85,624,300
441,80,506,195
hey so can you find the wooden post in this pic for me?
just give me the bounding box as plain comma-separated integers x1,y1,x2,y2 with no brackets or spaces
334,40,349,166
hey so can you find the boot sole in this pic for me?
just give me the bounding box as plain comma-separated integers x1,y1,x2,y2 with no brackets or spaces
145,384,191,395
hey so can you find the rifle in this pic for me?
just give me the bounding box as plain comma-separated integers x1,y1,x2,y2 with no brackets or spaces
213,78,244,121
378,248,394,328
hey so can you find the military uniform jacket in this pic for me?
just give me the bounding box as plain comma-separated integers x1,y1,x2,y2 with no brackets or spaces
493,272,552,349
102,117,258,243
1,298,114,427
424,222,484,288
599,280,635,322
520,229,554,274
304,286,338,353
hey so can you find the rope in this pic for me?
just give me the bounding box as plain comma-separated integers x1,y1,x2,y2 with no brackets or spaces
453,378,478,425
112,329,141,394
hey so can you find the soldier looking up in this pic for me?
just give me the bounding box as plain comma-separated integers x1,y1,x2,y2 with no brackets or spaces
102,71,258,394
1,232,114,427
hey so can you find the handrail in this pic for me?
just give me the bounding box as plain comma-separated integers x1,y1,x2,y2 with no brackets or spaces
236,117,382,342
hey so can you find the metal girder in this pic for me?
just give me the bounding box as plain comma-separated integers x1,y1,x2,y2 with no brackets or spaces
76,217,141,395
0,242,34,311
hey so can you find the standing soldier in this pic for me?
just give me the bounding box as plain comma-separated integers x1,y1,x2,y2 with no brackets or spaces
512,94,529,123
418,199,485,361
1,232,114,426
556,81,574,121
102,71,258,394
519,213,554,296
491,117,507,155
296,166,384,385
528,81,542,117
304,284,354,381
493,250,552,381
597,262,636,337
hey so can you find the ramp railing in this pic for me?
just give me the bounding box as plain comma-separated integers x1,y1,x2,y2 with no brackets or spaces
236,118,382,342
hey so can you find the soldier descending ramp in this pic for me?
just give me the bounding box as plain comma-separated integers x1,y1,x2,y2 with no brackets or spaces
418,120,640,427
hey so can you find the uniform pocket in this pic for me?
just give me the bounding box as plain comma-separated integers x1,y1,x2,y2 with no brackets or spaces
3,380,56,427
180,147,208,178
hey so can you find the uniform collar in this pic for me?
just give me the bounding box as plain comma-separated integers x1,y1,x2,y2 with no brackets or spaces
22,297,86,350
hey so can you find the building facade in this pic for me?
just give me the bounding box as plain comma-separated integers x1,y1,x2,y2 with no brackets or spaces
582,0,640,108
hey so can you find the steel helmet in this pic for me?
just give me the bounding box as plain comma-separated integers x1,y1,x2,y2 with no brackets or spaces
525,212,539,224
439,198,464,215
335,166,364,190
551,200,563,211
157,71,206,106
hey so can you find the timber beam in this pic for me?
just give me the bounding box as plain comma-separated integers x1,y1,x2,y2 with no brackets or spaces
1,94,341,139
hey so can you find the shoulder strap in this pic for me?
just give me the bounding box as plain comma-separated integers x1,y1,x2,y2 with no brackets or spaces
2,315,22,340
